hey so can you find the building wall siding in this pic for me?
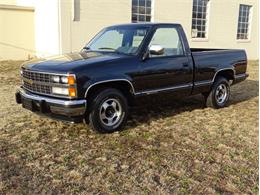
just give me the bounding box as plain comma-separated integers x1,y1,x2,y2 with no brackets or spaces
153,0,259,59
0,5,35,60
34,0,61,57
1,0,257,60
196,0,258,59
60,0,258,59
60,0,132,53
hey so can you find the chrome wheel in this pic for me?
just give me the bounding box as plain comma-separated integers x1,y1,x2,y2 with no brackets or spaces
99,98,122,127
215,84,228,104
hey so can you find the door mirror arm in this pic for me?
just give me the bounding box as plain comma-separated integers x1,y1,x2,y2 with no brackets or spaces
142,50,150,61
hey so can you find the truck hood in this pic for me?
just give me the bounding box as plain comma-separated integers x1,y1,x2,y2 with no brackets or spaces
22,51,128,73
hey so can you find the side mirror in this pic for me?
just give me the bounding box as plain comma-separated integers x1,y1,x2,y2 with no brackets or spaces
149,45,164,55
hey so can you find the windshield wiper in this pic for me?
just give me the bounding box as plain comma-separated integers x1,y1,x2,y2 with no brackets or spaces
93,47,126,55
98,47,116,51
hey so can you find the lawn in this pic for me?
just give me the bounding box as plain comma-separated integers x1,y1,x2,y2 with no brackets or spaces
0,60,258,194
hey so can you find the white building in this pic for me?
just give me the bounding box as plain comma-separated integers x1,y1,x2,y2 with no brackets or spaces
0,0,258,60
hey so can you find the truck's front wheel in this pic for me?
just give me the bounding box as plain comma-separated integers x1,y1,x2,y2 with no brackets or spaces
205,77,230,108
88,88,128,133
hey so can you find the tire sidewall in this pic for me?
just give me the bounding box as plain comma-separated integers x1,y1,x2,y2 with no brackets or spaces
211,78,230,108
89,89,128,133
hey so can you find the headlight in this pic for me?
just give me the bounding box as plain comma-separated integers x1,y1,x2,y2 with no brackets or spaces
60,76,68,84
52,87,69,95
52,76,60,83
51,74,76,97
51,75,75,85
52,87,76,97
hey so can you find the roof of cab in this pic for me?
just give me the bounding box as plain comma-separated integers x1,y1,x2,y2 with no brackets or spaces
107,22,181,28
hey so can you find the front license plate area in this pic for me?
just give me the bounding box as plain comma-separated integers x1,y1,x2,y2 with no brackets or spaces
22,98,35,111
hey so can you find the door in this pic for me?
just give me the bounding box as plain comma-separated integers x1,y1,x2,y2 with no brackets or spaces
135,27,193,96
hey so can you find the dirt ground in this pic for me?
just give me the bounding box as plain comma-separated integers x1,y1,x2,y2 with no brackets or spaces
0,60,258,194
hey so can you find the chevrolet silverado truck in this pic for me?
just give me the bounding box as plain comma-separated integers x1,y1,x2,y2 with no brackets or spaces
15,23,248,133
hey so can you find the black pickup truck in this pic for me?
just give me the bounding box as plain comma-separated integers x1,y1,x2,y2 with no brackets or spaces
16,23,248,132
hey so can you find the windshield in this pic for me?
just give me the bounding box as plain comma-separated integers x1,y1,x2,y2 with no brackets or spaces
85,26,149,55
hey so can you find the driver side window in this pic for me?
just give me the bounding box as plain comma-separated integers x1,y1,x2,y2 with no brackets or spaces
149,27,184,57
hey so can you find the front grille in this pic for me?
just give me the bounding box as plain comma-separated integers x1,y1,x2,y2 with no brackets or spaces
21,69,76,99
22,69,52,95
23,80,52,94
22,69,51,83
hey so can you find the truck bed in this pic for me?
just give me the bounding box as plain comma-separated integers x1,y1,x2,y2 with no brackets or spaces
190,48,247,87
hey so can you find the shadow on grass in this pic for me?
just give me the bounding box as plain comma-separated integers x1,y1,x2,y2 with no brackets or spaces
126,79,258,129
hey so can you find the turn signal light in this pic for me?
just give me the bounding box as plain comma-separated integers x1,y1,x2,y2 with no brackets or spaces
69,88,76,97
68,75,75,85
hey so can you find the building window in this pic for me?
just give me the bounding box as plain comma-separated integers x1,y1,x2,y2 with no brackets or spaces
132,0,152,23
237,4,252,40
191,0,209,38
73,0,80,21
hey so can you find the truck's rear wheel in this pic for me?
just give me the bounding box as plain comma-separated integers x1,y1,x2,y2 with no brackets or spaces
205,77,230,108
88,88,128,133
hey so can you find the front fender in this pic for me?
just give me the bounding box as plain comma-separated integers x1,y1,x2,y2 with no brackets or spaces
81,75,135,98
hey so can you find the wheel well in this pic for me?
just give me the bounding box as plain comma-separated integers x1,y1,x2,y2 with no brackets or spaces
85,81,135,105
214,69,234,82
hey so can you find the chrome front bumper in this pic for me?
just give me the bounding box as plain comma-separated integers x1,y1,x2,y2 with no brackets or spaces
16,88,87,123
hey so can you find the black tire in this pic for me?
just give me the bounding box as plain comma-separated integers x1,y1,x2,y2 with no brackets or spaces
88,88,128,133
205,77,230,108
